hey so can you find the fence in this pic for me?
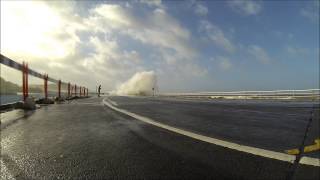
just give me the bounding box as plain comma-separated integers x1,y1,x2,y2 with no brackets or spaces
0,54,89,102
160,89,320,100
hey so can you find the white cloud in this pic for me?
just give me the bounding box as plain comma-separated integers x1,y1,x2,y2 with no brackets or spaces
140,0,162,7
130,8,196,59
0,2,142,90
85,3,209,90
228,0,262,16
194,3,208,16
1,1,210,92
83,36,143,79
211,56,233,70
248,45,271,64
86,5,196,60
286,46,309,56
85,4,133,31
0,1,82,59
301,0,320,24
86,4,207,86
199,20,236,53
219,57,233,70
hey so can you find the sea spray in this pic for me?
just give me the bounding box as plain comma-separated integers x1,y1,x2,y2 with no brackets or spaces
115,71,158,96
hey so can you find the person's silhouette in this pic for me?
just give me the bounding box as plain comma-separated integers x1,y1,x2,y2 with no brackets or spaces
98,85,101,97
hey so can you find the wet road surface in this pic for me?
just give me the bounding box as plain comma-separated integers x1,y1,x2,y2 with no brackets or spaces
108,96,320,158
1,96,319,179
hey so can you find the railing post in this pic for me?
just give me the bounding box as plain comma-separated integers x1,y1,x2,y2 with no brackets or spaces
68,82,70,97
22,62,26,101
21,62,29,102
71,85,73,96
58,80,61,98
44,74,48,99
46,74,48,98
75,85,77,96
25,63,28,99
80,86,82,97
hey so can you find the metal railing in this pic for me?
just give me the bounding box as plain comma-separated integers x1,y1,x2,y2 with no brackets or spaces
0,54,89,101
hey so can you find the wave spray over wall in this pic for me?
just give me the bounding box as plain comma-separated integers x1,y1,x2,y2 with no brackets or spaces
115,71,158,96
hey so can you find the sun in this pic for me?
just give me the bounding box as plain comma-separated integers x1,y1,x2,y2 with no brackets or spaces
0,1,70,59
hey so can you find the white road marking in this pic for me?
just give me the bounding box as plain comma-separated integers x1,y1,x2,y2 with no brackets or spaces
72,102,102,106
103,98,320,167
108,99,118,106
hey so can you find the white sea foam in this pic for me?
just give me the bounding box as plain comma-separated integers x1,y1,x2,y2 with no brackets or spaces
115,71,157,96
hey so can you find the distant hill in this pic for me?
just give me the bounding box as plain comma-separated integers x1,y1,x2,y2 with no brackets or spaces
1,77,21,94
28,84,61,93
0,77,44,94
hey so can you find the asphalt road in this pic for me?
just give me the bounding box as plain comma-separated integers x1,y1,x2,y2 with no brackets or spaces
108,96,320,158
1,96,319,179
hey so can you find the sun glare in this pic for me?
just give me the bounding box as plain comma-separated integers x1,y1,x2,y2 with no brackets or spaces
1,1,69,59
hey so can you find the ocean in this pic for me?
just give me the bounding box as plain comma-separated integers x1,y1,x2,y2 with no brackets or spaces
0,93,56,105
0,94,23,105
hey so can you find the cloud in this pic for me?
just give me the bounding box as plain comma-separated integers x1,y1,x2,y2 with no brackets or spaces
247,45,271,64
228,0,262,16
82,36,144,87
1,1,209,92
211,56,233,70
286,46,309,56
85,4,133,31
0,2,143,90
199,20,236,53
0,1,82,60
0,1,91,87
86,4,207,84
139,0,162,7
194,3,208,16
284,45,313,59
129,8,196,59
86,5,196,60
300,0,320,24
218,57,233,70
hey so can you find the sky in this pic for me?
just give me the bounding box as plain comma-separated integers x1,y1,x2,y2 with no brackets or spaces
1,0,319,92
